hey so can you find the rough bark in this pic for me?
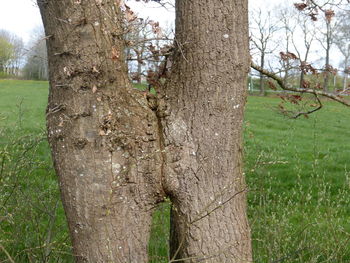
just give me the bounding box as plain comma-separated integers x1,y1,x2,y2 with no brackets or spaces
160,0,252,262
38,1,164,262
39,0,252,262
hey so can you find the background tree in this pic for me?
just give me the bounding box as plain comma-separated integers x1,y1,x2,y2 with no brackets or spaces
294,0,347,92
125,18,149,83
0,30,25,77
291,12,317,89
250,9,279,95
317,10,337,92
0,31,14,74
23,28,48,80
0,30,25,76
276,6,298,87
8,35,24,76
334,10,350,91
125,17,173,84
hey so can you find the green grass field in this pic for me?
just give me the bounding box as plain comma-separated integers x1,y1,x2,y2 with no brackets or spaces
1,79,350,262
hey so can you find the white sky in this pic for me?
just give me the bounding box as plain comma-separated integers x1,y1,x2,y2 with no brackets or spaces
0,0,42,43
0,0,286,44
0,0,341,67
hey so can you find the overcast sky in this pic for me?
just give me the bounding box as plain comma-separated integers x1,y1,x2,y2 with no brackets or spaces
1,0,341,67
0,0,42,43
0,0,287,43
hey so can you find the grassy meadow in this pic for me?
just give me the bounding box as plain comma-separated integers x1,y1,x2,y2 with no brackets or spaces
0,79,350,262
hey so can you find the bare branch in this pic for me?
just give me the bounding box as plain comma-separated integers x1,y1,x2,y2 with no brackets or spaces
190,188,248,225
251,61,350,107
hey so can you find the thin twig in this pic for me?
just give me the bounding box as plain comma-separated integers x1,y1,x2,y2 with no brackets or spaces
190,188,247,225
0,244,15,263
290,94,323,119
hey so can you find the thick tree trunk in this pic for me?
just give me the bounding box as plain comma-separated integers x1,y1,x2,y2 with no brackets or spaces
38,1,164,262
160,0,252,262
39,0,252,262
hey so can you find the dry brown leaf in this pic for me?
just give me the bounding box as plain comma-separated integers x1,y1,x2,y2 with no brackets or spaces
92,85,98,93
111,46,120,60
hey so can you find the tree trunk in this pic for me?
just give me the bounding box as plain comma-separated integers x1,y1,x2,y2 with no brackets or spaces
38,1,164,262
323,21,331,92
344,73,348,92
160,0,252,261
299,71,305,89
283,34,290,88
137,52,142,84
259,54,265,96
343,55,349,92
38,0,252,262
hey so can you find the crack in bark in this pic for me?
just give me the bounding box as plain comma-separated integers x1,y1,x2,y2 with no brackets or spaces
148,94,170,198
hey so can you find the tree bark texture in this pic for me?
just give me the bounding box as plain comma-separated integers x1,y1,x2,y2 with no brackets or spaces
160,0,252,262
38,0,252,262
38,1,165,262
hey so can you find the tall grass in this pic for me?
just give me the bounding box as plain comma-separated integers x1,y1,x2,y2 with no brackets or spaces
245,96,350,262
0,80,73,262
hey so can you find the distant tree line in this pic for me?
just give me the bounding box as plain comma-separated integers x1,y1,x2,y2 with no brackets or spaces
22,28,48,80
0,28,48,80
0,29,24,77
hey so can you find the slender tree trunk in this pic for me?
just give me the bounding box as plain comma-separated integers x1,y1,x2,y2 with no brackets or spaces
299,71,305,89
344,72,348,91
344,75,348,91
323,21,331,92
38,1,164,262
283,35,290,88
343,56,349,91
259,54,265,96
161,0,252,261
283,62,289,87
39,0,252,262
325,46,330,93
137,52,142,84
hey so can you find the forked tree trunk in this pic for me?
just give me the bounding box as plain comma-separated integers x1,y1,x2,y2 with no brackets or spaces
38,0,251,262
